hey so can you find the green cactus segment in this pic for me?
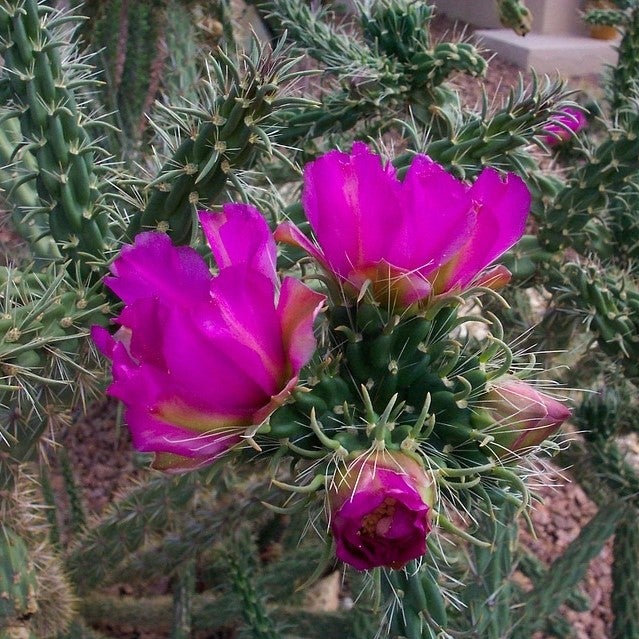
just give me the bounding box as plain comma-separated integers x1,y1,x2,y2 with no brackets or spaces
84,0,171,145
269,0,486,145
0,264,108,468
583,8,625,25
227,532,280,639
538,109,639,255
611,511,639,639
0,115,60,260
461,505,517,638
512,500,626,639
383,560,448,639
611,7,639,110
271,303,495,460
394,75,568,180
549,263,639,379
518,551,591,612
495,0,533,35
67,473,198,591
0,527,38,639
127,42,295,244
0,0,110,262
171,558,196,639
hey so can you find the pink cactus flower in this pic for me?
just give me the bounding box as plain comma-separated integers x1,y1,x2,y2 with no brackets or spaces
92,204,325,473
275,143,531,308
542,107,587,145
328,453,435,570
473,379,571,456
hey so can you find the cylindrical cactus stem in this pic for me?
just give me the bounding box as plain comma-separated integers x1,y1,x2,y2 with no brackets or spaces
127,42,296,244
0,263,109,469
0,527,38,639
0,116,60,260
538,107,639,255
513,500,626,638
611,7,639,112
495,0,533,35
171,558,196,639
0,0,111,264
611,509,639,639
227,532,279,639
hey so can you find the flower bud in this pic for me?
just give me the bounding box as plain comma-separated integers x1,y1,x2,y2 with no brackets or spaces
328,453,435,571
473,380,570,455
542,107,587,145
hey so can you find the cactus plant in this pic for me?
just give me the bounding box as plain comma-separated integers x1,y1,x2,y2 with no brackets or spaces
1,0,639,637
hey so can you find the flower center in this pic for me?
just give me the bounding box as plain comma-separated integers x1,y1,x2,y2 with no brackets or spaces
359,497,397,538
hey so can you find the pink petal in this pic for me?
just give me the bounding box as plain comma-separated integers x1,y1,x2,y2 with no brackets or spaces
395,155,476,272
199,204,278,285
302,143,401,277
116,298,169,368
208,267,286,384
277,277,326,373
124,403,244,460
91,325,115,358
160,303,282,411
274,221,330,272
446,168,531,288
105,232,211,307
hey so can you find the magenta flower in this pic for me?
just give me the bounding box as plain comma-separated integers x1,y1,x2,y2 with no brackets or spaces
275,143,531,308
542,107,587,145
92,204,325,473
328,453,435,570
473,379,571,456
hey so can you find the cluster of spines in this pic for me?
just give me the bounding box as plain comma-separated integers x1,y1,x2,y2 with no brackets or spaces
126,38,302,244
267,0,487,145
0,264,107,476
395,73,569,181
549,262,639,380
0,0,114,263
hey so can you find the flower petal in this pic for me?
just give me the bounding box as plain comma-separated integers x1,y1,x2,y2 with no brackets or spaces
446,168,531,288
393,154,476,271
124,403,244,461
274,221,330,272
302,143,401,277
105,232,211,306
91,325,115,359
160,303,283,411
277,277,325,374
199,204,278,284
208,267,287,384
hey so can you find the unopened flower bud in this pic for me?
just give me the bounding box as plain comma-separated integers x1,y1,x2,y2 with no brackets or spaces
328,452,435,571
473,379,570,455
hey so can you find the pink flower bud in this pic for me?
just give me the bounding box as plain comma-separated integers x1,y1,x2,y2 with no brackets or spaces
542,107,587,146
475,380,571,455
328,453,435,571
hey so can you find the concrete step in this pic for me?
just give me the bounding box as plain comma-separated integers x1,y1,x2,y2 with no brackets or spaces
475,29,619,76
